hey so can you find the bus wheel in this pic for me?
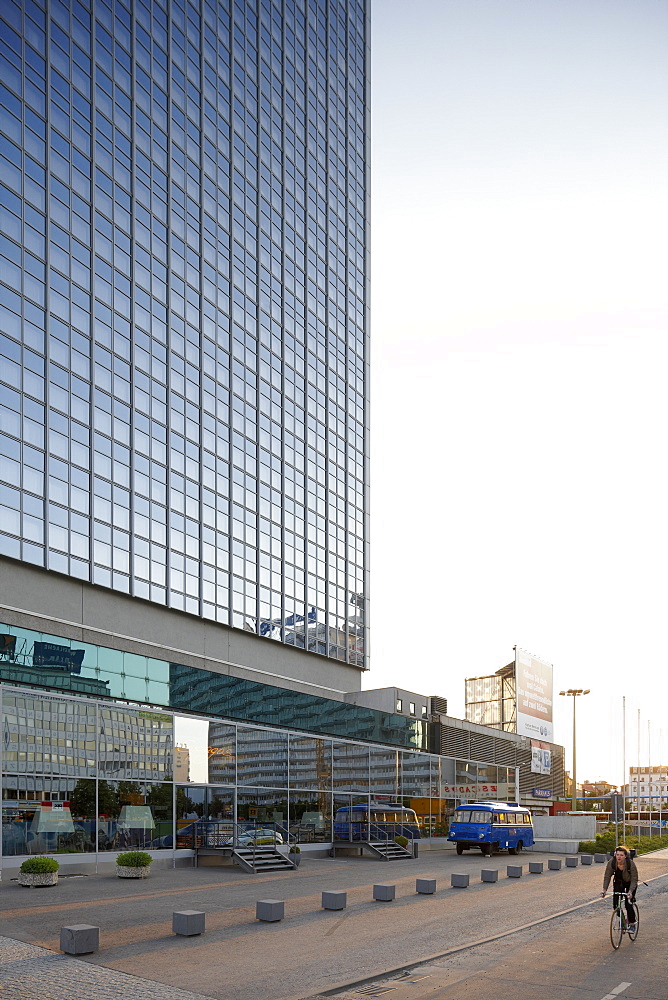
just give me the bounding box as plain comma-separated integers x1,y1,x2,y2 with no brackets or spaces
508,845,517,855
456,843,464,855
482,843,492,856
516,840,523,853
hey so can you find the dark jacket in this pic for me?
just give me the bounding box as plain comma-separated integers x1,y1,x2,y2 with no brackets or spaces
603,855,638,893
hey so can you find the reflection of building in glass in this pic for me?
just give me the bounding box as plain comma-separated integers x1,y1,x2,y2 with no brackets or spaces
465,662,517,732
1,634,111,697
98,708,173,781
174,745,190,783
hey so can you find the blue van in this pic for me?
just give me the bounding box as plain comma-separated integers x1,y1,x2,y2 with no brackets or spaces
448,801,533,856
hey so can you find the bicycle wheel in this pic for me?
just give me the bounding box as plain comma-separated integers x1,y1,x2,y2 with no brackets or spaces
610,908,624,949
628,902,639,941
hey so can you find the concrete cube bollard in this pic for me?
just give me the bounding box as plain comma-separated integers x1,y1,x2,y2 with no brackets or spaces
173,910,205,936
60,925,99,955
416,878,436,894
580,855,593,865
506,865,523,878
373,883,396,901
548,859,562,870
529,862,543,874
594,853,607,863
481,869,498,883
451,872,469,888
256,899,284,922
565,857,578,867
322,891,347,910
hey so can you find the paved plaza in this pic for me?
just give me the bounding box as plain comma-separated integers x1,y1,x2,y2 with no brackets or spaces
1,849,668,1000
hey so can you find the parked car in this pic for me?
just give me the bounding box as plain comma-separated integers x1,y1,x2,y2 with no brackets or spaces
238,828,284,846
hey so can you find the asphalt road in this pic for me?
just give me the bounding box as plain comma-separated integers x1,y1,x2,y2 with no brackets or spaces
322,883,668,1000
1,848,667,1000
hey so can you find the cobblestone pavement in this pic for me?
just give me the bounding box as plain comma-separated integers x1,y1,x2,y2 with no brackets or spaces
0,935,212,1000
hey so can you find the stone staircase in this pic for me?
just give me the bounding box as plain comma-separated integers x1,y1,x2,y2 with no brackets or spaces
232,846,296,873
364,840,414,860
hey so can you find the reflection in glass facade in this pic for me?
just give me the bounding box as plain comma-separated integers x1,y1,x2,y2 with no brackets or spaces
1,682,521,859
0,621,425,748
0,0,368,669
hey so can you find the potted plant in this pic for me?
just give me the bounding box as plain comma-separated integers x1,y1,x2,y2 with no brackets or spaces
19,856,60,887
288,844,301,867
115,850,152,878
393,835,409,849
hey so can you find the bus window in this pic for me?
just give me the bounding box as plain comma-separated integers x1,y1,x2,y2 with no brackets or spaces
469,810,492,823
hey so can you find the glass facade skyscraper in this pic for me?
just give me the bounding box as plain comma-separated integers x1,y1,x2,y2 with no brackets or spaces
0,0,369,669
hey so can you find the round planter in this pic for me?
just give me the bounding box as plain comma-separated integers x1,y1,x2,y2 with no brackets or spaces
19,872,59,888
116,864,151,879
289,853,301,867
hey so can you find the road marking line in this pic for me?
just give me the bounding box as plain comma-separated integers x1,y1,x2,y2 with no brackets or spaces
601,984,631,999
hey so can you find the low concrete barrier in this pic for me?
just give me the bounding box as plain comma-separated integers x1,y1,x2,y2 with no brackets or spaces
481,869,498,883
565,857,578,868
529,862,543,874
451,873,469,888
256,899,284,921
594,853,607,863
580,855,593,865
373,883,395,901
60,925,99,955
322,891,347,910
173,911,205,936
507,865,523,878
548,859,562,870
416,878,436,894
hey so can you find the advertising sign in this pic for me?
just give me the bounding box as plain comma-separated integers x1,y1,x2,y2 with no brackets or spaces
531,741,552,775
532,788,552,799
33,642,85,673
515,647,553,742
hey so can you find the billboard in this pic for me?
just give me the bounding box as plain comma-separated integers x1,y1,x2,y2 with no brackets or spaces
515,647,553,742
531,741,552,774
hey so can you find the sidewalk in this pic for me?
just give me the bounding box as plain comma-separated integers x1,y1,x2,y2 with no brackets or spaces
2,848,666,1000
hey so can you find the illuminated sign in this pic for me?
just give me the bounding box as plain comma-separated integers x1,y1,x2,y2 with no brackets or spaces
208,747,233,758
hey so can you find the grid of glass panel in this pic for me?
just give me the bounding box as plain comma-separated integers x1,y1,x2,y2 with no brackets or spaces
0,0,368,668
0,620,425,748
1,684,518,857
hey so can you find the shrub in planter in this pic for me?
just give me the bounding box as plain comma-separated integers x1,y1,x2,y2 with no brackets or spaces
393,836,409,849
115,851,152,878
19,856,60,887
289,844,301,866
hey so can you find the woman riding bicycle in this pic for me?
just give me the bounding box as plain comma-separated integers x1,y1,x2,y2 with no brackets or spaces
601,845,638,932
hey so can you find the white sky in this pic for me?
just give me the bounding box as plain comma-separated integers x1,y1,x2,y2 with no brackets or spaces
367,0,668,787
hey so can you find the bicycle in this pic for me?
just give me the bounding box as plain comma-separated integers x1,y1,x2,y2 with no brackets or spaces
604,890,639,949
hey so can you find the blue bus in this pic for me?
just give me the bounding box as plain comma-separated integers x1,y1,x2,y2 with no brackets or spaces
333,803,421,841
448,801,533,856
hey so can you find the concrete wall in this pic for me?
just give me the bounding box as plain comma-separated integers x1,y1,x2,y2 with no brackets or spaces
0,556,362,699
344,686,429,714
533,815,597,839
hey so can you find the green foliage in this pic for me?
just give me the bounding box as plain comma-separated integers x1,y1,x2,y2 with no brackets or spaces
289,844,301,853
116,851,152,868
579,829,668,856
393,835,409,847
430,822,450,838
20,856,60,874
69,778,118,818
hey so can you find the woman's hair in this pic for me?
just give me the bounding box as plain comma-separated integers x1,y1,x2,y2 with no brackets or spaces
615,845,629,856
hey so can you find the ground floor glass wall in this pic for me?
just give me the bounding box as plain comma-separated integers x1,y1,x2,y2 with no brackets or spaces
1,683,517,861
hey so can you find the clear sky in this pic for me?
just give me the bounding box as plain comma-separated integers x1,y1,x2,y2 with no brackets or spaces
367,0,668,787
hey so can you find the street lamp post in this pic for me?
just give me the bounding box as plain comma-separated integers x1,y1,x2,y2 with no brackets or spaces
559,688,590,811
